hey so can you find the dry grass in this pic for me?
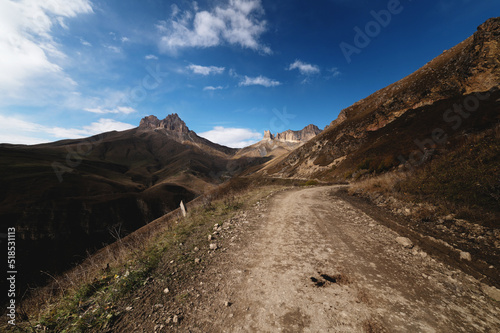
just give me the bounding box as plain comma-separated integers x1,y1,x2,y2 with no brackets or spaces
347,124,500,226
348,172,408,196
14,211,178,331
396,124,500,225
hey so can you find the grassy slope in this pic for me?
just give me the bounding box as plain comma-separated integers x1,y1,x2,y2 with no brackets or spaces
5,183,289,332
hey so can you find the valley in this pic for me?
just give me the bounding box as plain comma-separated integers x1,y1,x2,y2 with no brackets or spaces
1,15,499,333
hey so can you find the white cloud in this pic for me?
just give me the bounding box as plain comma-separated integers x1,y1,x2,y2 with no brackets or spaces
0,114,134,144
187,64,225,75
79,118,135,134
158,0,270,54
60,88,132,114
203,86,224,91
0,0,93,100
288,60,320,75
121,36,130,42
80,38,92,46
171,4,180,17
106,45,121,53
239,75,281,87
199,126,262,148
145,54,159,60
328,67,341,78
84,106,137,114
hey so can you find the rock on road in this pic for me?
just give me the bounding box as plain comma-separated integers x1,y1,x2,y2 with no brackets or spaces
190,186,500,332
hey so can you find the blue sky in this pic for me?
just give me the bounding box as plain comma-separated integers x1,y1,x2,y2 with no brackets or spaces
0,0,498,147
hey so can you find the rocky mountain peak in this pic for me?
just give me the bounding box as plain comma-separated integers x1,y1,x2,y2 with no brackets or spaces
264,124,321,143
139,113,189,133
478,17,500,34
263,130,274,141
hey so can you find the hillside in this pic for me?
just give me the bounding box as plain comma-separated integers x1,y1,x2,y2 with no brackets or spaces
258,18,500,181
0,114,257,295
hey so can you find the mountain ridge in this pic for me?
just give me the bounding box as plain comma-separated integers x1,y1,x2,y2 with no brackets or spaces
263,124,321,143
235,124,322,160
255,17,500,179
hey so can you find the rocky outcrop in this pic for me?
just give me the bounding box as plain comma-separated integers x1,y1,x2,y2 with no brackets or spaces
235,124,321,160
263,130,274,141
265,124,321,143
139,113,189,133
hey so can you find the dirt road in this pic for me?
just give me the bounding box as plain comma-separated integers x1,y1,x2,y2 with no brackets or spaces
188,186,500,332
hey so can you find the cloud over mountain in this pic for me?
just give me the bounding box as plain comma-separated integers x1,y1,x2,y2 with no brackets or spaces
199,126,262,148
0,115,133,145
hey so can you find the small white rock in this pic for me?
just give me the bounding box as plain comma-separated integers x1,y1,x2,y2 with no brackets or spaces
444,214,455,221
396,237,414,249
460,251,472,261
194,258,201,264
210,243,218,250
163,287,170,294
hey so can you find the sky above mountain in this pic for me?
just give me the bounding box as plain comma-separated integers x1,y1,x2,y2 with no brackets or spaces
0,0,498,147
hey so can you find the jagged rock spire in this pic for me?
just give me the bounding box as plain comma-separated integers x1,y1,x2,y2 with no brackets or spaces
264,124,321,143
139,113,189,133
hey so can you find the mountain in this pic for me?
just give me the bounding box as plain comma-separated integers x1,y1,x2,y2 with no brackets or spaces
235,124,321,160
263,124,322,143
0,113,261,291
139,114,190,132
258,17,500,180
